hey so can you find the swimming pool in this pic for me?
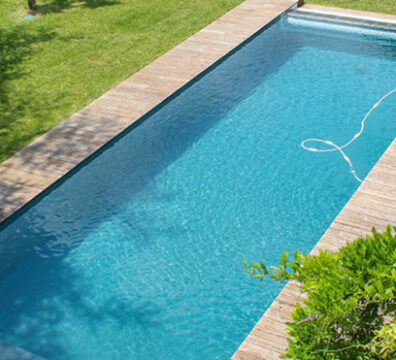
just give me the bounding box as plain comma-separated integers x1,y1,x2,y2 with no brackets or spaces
0,13,395,360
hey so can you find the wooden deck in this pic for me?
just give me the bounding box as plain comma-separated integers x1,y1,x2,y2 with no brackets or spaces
231,9,396,359
0,0,297,224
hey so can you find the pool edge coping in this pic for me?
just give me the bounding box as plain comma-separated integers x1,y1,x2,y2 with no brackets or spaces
0,0,298,225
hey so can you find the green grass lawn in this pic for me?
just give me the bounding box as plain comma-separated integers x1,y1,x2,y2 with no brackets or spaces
0,0,395,163
0,0,244,163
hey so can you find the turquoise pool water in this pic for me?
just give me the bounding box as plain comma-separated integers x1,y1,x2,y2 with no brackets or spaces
0,15,395,360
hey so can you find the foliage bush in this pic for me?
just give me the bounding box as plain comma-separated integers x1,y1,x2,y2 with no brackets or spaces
245,225,396,359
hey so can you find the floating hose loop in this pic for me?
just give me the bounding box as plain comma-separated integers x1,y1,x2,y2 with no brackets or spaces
301,88,396,183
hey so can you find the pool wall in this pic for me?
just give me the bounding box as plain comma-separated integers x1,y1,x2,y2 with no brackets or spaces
0,0,297,225
232,6,396,360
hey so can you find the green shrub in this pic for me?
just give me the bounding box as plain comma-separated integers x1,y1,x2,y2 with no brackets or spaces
245,225,396,359
370,321,396,359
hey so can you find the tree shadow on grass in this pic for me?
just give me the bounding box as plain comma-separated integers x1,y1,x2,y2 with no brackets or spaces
0,26,58,160
0,26,56,103
35,0,120,15
0,24,89,163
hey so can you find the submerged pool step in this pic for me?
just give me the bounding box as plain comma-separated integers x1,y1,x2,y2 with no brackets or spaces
0,341,45,360
289,8,396,31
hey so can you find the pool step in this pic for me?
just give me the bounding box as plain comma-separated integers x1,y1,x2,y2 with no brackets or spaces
0,341,45,360
290,8,396,30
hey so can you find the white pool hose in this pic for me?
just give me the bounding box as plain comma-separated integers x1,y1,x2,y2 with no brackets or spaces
301,88,396,182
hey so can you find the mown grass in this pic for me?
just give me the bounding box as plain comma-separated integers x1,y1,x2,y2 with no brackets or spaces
0,0,244,162
0,0,395,162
